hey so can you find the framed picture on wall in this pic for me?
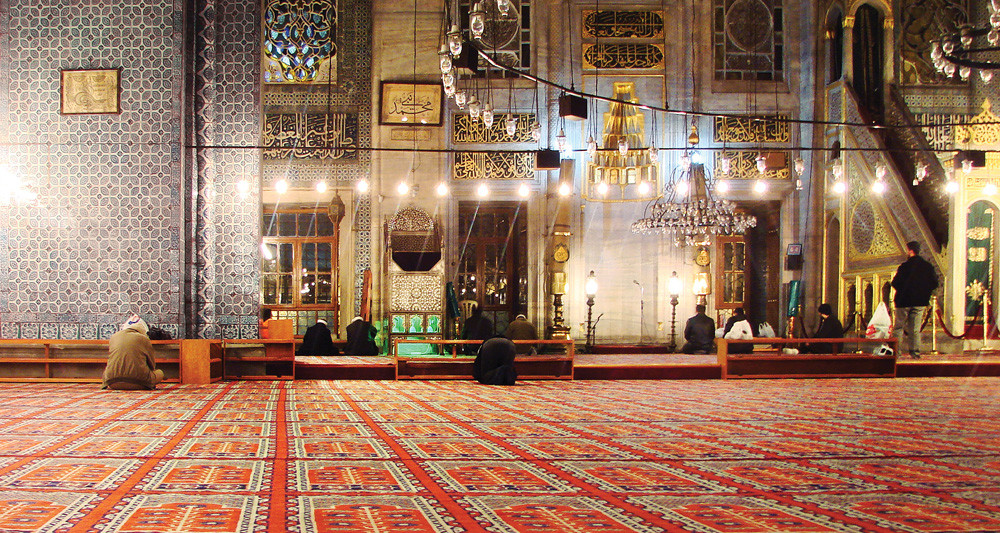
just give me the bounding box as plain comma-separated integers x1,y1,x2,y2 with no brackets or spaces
786,243,802,256
379,82,443,126
60,68,121,115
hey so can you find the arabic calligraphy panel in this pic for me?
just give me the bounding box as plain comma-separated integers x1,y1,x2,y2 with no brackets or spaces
262,112,359,160
713,114,790,143
379,82,443,126
582,44,664,70
582,10,664,39
454,152,534,180
454,113,536,143
714,150,790,180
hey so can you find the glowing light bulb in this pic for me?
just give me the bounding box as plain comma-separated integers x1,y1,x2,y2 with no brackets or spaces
945,180,959,194
275,179,289,194
236,179,251,196
439,45,453,73
356,179,370,194
260,243,274,260
470,3,486,39
985,183,998,196
871,179,886,194
716,179,730,193
676,180,689,195
557,182,570,196
832,180,846,194
482,102,494,128
556,128,569,153
943,40,955,54
517,183,530,197
720,156,731,174
960,66,971,81
447,25,463,56
638,181,651,195
315,180,327,193
596,181,609,195
982,70,994,83
476,182,489,197
754,179,768,194
436,182,449,196
397,182,410,196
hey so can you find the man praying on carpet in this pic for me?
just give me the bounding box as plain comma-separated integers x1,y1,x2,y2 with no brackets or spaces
682,304,716,354
504,314,539,355
473,336,517,386
102,314,165,390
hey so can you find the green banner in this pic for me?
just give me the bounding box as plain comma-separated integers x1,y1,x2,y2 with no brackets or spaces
966,201,995,322
787,280,802,317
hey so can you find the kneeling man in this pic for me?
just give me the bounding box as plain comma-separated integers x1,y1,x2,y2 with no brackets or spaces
103,315,164,390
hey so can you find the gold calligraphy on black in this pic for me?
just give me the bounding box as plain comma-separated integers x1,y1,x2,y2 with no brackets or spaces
713,115,790,143
583,10,664,38
263,112,358,160
583,44,664,69
454,152,534,180
454,114,536,143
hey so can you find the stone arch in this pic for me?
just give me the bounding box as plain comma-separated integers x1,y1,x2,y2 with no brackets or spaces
824,5,845,83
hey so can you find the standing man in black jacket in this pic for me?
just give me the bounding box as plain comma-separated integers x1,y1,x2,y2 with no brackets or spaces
891,241,939,359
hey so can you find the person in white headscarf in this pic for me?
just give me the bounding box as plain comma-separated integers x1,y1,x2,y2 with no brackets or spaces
102,314,164,390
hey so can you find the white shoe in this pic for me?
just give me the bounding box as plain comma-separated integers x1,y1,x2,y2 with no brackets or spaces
782,348,799,355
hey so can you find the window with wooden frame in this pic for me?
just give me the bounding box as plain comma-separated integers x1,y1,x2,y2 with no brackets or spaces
262,207,339,336
715,235,746,309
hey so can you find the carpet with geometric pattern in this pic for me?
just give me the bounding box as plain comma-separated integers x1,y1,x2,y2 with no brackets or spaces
0,378,999,532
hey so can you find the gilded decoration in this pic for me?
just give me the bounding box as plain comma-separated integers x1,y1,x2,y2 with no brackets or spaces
968,247,988,261
898,0,966,85
714,115,790,143
582,44,665,69
388,207,435,233
967,227,990,240
454,152,534,180
389,274,443,312
582,10,664,38
914,113,964,152
262,113,358,160
262,0,338,84
847,169,902,259
714,151,790,180
955,100,1000,145
454,113,536,143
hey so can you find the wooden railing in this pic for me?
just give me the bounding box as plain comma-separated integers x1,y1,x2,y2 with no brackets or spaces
717,337,898,379
0,339,223,384
393,338,575,380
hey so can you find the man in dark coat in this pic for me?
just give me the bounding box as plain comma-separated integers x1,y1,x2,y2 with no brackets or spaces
504,314,538,355
804,303,844,353
681,304,716,354
891,241,939,358
473,336,517,385
461,303,493,355
344,316,379,355
297,319,339,356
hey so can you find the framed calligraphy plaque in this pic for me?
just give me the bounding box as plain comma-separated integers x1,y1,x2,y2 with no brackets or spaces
379,82,443,126
60,68,121,115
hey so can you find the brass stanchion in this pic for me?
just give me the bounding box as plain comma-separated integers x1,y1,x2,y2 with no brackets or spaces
930,295,939,355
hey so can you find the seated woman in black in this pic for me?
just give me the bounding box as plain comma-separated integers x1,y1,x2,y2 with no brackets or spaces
803,303,844,353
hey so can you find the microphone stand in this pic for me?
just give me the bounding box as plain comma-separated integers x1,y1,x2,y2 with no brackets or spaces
634,280,644,344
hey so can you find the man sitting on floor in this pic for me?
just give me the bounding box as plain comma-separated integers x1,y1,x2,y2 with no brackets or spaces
103,314,164,390
682,304,716,354
297,319,339,356
473,337,517,386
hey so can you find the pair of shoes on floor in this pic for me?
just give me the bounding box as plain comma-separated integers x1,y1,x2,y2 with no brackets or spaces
910,351,921,359
782,347,799,355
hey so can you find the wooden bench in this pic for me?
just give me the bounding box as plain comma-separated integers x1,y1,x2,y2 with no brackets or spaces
222,339,296,380
718,337,898,379
0,338,223,384
394,339,575,380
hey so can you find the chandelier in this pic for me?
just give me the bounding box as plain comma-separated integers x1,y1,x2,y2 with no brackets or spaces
931,2,1000,82
631,152,756,246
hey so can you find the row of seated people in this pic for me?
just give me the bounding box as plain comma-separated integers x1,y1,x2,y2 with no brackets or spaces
460,303,539,355
682,303,844,355
260,309,379,356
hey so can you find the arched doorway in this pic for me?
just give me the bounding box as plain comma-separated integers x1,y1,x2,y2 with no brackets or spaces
852,4,884,121
826,7,844,83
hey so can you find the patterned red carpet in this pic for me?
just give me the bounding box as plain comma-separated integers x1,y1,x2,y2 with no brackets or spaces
0,378,999,532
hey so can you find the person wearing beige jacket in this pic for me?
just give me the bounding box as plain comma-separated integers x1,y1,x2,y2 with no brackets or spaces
102,315,164,390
